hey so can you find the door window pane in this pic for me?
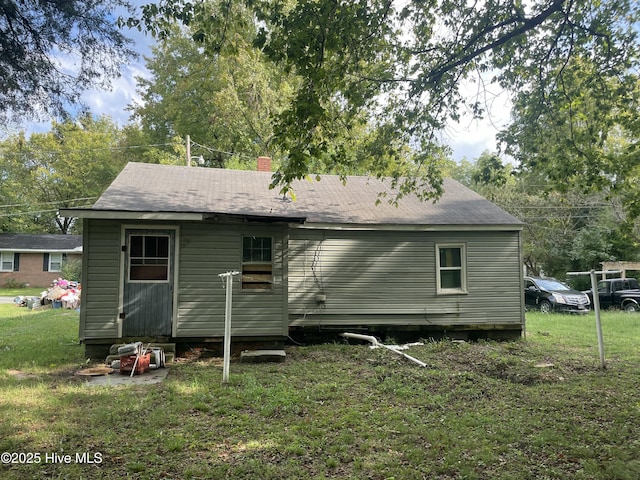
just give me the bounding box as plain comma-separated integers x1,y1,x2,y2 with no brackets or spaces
129,234,170,281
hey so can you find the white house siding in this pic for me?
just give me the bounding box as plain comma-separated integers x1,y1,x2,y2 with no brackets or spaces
288,229,523,329
80,219,121,340
175,222,288,338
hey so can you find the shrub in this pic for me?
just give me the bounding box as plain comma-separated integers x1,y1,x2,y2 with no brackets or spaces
61,257,82,282
3,278,27,289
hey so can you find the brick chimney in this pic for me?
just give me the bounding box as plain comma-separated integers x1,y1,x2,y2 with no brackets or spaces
257,156,272,172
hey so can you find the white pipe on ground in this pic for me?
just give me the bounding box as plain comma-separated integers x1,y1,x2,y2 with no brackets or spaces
342,332,380,345
341,332,427,367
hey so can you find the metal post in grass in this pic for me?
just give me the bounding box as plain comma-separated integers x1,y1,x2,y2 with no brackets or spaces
219,271,240,383
567,269,620,370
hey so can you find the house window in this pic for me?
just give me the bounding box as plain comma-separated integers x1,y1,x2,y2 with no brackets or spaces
129,234,170,282
1,252,15,271
242,236,273,290
49,253,63,272
436,244,467,294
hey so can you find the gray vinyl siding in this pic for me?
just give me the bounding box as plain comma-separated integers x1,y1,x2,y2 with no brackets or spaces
81,220,288,341
176,223,287,337
80,219,121,340
81,218,521,341
288,229,523,328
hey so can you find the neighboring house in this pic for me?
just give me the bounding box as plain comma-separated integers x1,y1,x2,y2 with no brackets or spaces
60,161,524,358
0,234,82,287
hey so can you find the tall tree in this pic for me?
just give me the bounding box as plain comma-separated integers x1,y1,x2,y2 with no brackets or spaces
499,59,640,218
0,0,136,124
136,0,640,202
450,156,638,277
131,4,420,182
0,115,128,234
131,21,295,167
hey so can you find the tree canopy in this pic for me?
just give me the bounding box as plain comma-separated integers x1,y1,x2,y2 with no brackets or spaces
0,115,128,234
0,0,137,124
447,154,640,278
500,57,640,218
135,0,640,202
131,20,296,167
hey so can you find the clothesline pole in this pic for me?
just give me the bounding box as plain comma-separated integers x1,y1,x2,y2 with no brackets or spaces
566,269,619,369
219,271,240,383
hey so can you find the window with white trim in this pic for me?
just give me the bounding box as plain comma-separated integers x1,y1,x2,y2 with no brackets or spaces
436,244,467,294
1,252,14,271
49,253,63,272
242,236,273,290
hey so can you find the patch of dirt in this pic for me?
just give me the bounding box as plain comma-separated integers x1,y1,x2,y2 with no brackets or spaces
401,340,604,386
175,347,225,366
6,369,37,380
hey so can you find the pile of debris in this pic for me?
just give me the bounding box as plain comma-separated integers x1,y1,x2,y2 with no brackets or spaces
44,278,81,309
13,277,81,310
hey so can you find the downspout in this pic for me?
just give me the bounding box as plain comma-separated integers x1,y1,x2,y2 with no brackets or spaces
341,332,427,367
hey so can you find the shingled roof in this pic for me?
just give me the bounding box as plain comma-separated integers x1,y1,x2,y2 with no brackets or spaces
0,234,82,252
71,162,522,228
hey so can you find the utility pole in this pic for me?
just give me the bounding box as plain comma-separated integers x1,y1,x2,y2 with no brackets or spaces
186,135,191,166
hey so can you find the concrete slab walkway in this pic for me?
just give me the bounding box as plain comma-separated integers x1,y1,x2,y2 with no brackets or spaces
80,368,170,388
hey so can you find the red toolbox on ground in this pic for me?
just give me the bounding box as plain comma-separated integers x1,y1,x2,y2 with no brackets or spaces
119,353,151,375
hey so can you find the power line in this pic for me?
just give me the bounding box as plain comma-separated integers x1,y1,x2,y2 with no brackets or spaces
0,197,97,209
189,140,257,161
0,205,93,218
0,142,175,157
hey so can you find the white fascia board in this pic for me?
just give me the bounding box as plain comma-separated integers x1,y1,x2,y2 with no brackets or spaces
0,248,83,253
59,209,204,221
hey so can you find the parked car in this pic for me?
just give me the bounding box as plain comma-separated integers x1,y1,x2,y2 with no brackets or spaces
584,278,640,312
524,276,590,314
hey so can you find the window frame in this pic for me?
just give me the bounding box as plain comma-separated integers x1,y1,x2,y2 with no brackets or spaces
127,233,171,283
48,253,63,272
436,243,468,295
0,252,14,272
241,236,274,291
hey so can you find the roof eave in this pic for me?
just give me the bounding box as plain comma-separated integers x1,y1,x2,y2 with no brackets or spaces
59,209,307,224
0,248,82,253
292,222,524,231
59,209,205,221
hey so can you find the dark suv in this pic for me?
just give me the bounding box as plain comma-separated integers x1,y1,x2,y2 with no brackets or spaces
524,276,590,314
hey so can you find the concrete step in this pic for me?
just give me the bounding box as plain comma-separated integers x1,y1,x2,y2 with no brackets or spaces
240,349,286,363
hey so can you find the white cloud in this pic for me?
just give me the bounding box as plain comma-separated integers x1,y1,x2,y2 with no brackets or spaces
446,77,512,161
81,62,149,125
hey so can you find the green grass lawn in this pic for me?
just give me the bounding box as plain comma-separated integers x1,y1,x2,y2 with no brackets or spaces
0,309,639,479
0,287,47,298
